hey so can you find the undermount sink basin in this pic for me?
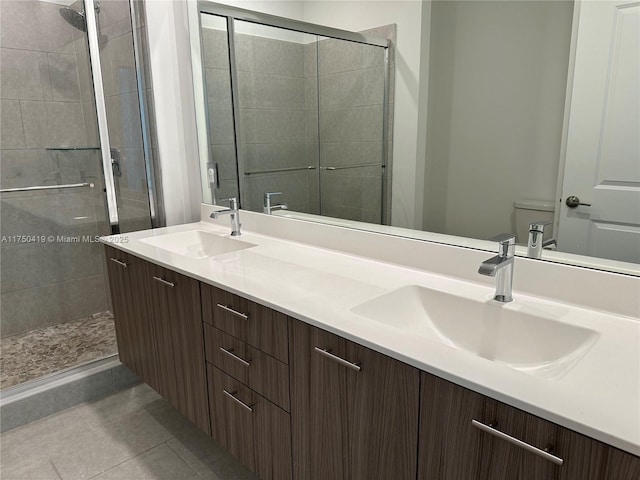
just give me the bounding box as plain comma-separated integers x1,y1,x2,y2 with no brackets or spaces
139,230,256,259
351,285,599,379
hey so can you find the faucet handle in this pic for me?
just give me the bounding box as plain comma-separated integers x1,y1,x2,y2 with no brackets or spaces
529,221,552,232
219,197,238,209
264,192,282,199
489,233,516,257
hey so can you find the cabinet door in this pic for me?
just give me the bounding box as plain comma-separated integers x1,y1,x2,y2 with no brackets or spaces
290,319,419,480
479,399,558,480
208,365,292,480
146,262,210,434
104,246,158,389
418,372,484,479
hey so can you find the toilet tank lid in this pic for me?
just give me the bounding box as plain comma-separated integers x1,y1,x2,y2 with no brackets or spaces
513,199,555,211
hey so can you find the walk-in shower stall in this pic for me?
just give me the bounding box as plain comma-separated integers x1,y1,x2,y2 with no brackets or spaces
0,0,158,393
195,3,394,224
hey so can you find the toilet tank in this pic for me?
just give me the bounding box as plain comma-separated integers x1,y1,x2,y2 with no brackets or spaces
513,199,555,244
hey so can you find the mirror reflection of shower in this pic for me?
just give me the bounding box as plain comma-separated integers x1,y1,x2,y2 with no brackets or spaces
59,2,107,47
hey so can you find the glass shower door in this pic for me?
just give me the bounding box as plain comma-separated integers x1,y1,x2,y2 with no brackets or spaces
0,0,152,390
233,21,320,214
317,37,386,224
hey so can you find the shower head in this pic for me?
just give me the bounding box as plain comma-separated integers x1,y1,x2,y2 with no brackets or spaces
59,7,87,32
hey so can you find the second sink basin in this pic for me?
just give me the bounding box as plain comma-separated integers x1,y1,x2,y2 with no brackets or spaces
351,285,599,379
139,230,256,259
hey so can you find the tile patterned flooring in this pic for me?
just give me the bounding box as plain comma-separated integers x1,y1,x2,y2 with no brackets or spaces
0,383,257,480
1,312,118,390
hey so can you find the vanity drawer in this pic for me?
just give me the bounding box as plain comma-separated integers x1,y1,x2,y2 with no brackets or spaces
207,365,292,480
204,324,290,411
201,284,288,363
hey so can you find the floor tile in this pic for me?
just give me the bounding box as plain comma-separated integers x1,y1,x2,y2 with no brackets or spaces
0,455,62,480
89,444,198,480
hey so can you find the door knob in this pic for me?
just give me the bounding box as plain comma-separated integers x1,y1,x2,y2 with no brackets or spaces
565,196,591,208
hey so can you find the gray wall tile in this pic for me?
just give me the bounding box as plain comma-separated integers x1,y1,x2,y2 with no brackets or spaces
210,143,237,180
21,100,87,148
1,237,103,294
0,0,76,53
97,0,134,42
234,33,254,72
208,105,235,145
320,142,383,167
202,28,230,69
244,170,313,213
1,273,107,336
240,109,305,144
100,32,137,98
105,92,143,149
319,66,384,109
319,105,383,143
1,48,52,100
0,149,57,191
253,36,304,77
1,100,25,149
48,53,81,102
204,67,232,106
244,143,308,171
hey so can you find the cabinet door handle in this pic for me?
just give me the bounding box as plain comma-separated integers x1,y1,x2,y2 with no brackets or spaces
471,420,564,466
223,389,253,412
219,347,251,367
110,258,128,268
153,276,175,288
314,347,361,372
216,303,248,320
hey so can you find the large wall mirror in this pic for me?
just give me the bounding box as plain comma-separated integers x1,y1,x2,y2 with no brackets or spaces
190,0,639,276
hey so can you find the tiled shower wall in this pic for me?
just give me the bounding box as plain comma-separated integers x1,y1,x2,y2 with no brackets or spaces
0,0,107,337
317,37,387,223
236,31,319,213
201,25,394,223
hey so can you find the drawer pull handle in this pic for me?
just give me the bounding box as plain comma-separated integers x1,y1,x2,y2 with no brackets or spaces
219,347,251,367
110,258,128,268
216,303,248,320
153,276,175,288
471,420,564,466
223,389,253,412
314,347,361,372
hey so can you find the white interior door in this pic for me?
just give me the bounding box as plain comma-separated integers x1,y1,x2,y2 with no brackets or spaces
557,0,640,263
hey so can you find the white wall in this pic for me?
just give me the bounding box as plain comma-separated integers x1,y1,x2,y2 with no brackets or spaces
422,1,573,240
145,0,202,225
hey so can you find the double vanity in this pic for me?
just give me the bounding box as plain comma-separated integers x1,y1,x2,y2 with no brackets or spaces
102,205,640,479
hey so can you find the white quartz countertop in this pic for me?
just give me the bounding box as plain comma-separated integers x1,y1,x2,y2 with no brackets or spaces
101,220,640,456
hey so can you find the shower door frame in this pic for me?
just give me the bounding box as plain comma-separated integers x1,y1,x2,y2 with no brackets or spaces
195,1,391,224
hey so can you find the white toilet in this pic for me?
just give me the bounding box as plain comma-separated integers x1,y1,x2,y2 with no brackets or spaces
513,199,555,244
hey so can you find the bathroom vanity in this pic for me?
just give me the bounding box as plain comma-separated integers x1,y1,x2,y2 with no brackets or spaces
102,208,640,480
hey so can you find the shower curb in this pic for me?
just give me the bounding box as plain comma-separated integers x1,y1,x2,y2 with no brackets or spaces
0,356,139,433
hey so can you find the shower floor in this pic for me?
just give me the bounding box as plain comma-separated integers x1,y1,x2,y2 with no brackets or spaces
0,312,117,390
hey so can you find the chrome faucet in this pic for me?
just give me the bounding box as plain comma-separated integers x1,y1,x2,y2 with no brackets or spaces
478,233,516,302
210,197,241,236
263,192,288,215
527,221,556,259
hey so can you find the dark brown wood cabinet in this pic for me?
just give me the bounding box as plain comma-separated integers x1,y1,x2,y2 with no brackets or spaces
145,262,210,434
201,284,289,363
104,246,210,435
105,246,159,389
290,319,420,480
207,365,292,480
105,246,639,480
418,372,640,480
